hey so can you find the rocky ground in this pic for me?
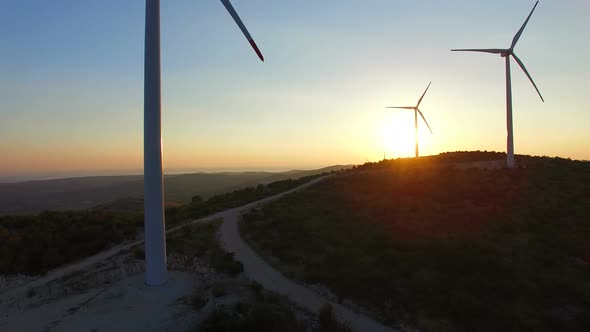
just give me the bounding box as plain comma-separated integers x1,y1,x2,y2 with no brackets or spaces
0,241,319,332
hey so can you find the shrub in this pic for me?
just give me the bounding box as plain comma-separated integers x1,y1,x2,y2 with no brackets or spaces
0,211,141,275
199,303,305,332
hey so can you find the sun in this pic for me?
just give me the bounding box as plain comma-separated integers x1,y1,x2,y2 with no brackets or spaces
381,113,413,158
380,112,433,158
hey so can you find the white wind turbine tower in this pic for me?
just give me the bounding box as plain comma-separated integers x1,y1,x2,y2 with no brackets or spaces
144,0,263,286
452,1,544,168
386,82,434,158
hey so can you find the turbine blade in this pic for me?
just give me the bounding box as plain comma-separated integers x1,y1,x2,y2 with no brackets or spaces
417,109,433,134
511,1,539,49
416,82,431,107
512,53,544,102
219,0,264,61
386,106,415,110
451,48,507,54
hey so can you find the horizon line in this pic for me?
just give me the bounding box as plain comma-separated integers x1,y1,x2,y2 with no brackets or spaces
0,164,355,184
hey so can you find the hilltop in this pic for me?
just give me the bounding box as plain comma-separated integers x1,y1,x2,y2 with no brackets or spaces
240,151,590,332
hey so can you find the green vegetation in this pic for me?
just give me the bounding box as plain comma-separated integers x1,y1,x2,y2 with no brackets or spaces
0,211,141,275
167,174,326,227
199,296,305,332
198,288,352,332
166,219,243,276
241,152,590,332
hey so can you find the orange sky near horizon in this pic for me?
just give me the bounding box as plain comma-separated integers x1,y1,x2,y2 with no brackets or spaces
2,110,588,176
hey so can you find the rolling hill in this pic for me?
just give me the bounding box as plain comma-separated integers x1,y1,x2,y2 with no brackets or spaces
240,152,590,332
0,165,351,215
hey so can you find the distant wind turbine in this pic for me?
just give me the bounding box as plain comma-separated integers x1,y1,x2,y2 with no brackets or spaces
143,0,263,286
386,82,434,158
452,1,544,168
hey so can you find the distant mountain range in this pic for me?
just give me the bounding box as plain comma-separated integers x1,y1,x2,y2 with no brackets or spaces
0,165,352,215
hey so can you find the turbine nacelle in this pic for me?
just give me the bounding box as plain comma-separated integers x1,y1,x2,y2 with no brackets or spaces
502,48,514,57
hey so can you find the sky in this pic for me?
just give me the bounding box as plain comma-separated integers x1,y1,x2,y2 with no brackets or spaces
1,0,589,179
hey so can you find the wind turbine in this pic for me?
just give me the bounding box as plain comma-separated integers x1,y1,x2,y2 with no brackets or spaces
452,1,544,168
386,82,434,158
143,0,263,286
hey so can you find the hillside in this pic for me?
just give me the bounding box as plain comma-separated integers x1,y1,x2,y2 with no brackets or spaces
0,165,350,215
0,173,332,276
240,152,590,332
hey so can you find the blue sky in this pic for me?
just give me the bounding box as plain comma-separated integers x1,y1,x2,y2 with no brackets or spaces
1,0,589,178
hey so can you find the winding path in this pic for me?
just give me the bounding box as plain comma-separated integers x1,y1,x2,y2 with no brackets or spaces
219,175,398,332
